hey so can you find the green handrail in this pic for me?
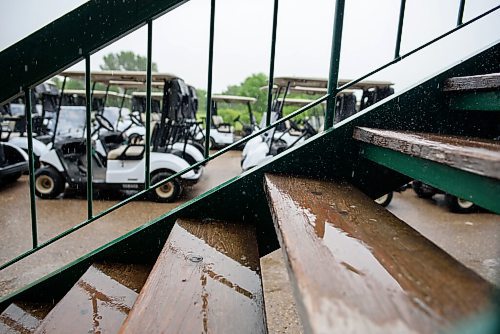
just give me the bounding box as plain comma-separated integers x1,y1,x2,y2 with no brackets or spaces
1,0,498,273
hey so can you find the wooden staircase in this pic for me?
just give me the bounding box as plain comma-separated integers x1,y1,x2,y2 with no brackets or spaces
1,10,499,333
1,174,495,333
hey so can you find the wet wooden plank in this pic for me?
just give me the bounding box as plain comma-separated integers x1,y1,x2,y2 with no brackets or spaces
0,303,45,334
443,73,500,91
353,127,500,179
34,263,149,334
119,219,266,334
264,174,494,334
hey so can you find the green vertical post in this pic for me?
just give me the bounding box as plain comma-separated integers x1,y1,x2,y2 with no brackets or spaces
457,0,466,26
205,0,216,158
325,0,345,129
266,0,279,126
394,0,406,59
85,55,93,220
25,88,38,248
145,19,153,189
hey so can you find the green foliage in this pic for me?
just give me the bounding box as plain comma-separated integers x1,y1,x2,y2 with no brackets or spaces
223,73,268,113
100,51,159,72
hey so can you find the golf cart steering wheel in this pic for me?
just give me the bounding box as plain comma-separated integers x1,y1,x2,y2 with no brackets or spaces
128,132,144,145
233,115,241,123
289,120,302,132
302,120,317,136
95,113,114,132
130,111,143,126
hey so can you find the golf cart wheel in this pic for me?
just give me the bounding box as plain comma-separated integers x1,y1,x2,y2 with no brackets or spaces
150,172,182,203
444,194,476,213
35,167,64,199
375,192,393,207
411,181,436,199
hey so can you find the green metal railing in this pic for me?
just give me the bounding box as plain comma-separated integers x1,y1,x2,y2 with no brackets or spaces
1,0,498,271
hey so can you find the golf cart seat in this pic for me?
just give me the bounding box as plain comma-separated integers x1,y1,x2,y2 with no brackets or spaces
107,144,144,160
212,115,232,133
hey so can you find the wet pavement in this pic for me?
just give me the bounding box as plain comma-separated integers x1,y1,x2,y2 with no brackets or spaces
0,150,499,333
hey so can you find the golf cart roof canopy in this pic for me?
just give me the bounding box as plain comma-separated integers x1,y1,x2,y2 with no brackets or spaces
60,70,179,84
273,76,394,90
131,91,163,100
63,89,131,99
107,80,165,89
211,95,257,104
262,85,356,96
277,97,326,106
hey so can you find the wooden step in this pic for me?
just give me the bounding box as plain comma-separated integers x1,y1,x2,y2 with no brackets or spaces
353,127,500,179
33,263,150,334
443,73,500,91
0,302,51,333
264,174,494,334
119,219,266,334
353,127,500,213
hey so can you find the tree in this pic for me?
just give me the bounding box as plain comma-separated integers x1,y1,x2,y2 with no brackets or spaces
223,73,268,113
100,51,159,72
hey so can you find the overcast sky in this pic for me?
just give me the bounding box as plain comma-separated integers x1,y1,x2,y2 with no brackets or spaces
1,0,498,93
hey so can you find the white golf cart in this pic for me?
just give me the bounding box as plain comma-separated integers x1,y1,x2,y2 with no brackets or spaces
195,94,257,148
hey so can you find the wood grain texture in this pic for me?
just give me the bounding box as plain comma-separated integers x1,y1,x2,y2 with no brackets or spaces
353,127,500,179
443,73,500,91
264,174,494,334
119,219,266,334
34,264,142,334
0,303,43,334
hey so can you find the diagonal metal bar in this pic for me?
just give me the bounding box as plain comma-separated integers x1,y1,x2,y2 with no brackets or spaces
266,0,279,126
25,88,38,249
0,93,329,271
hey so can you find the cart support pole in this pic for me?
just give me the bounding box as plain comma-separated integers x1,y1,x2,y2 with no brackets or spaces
85,55,93,220
145,20,153,189
266,0,279,126
325,0,345,129
204,0,216,158
25,88,38,248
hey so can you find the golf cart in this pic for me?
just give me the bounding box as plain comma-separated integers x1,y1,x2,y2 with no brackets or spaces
241,97,323,171
59,71,205,167
3,83,60,166
195,95,258,149
35,71,203,202
241,76,394,171
411,181,478,213
0,119,28,184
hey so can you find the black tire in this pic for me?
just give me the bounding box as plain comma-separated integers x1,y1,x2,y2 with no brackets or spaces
411,181,436,199
189,140,205,155
149,171,182,203
35,166,65,199
444,194,477,213
375,192,393,207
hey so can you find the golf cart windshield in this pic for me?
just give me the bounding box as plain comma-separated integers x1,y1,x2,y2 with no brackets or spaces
102,106,130,127
50,106,86,138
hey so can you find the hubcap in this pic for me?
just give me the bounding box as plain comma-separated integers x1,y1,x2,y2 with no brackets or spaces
375,194,389,205
457,198,474,209
156,182,174,198
36,175,54,194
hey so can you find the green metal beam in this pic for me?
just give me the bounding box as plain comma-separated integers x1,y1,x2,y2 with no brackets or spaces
449,91,500,111
0,0,188,105
360,144,500,214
